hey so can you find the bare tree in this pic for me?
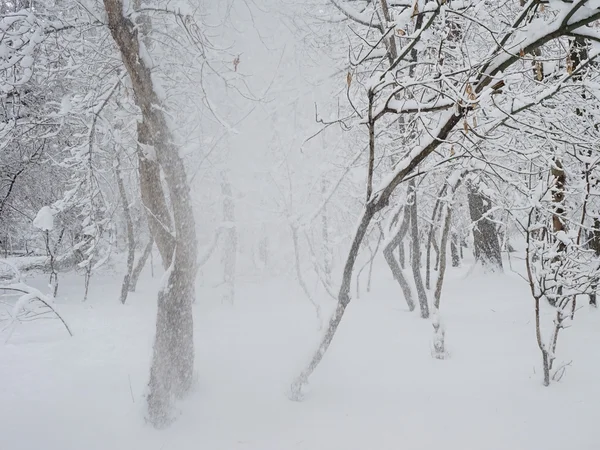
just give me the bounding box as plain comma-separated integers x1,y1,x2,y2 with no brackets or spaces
103,0,198,426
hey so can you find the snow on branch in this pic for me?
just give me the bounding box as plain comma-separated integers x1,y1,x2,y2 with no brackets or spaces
0,261,72,342
330,0,383,30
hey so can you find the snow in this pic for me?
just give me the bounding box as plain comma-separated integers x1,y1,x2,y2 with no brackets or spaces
1,257,599,450
4,1,600,448
59,96,72,115
19,55,33,68
383,98,455,116
330,0,381,28
139,142,156,161
32,206,56,231
12,292,38,317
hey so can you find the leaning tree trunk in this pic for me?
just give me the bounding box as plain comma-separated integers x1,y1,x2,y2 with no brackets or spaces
290,205,376,399
383,206,415,311
104,1,198,427
128,236,153,292
467,181,503,271
115,152,135,304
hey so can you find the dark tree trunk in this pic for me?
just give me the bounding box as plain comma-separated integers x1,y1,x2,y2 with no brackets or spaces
409,180,429,318
467,182,503,271
589,219,600,307
383,207,415,311
426,184,447,289
450,232,460,267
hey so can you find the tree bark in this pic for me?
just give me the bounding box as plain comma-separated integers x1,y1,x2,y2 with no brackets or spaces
103,0,198,427
137,121,175,269
383,206,415,311
434,178,462,309
467,182,503,271
128,236,153,292
450,233,460,267
426,183,448,288
409,180,429,318
115,152,135,304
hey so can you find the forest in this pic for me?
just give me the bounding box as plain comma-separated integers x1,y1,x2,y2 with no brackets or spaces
2,0,600,449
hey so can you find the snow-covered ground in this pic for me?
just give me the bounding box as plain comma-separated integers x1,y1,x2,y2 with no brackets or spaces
1,258,599,450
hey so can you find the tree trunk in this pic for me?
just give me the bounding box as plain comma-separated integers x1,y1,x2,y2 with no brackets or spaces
128,236,153,292
409,180,429,318
137,121,175,269
589,219,600,307
398,239,405,269
426,184,448,289
357,232,382,297
431,175,462,360
549,159,566,307
383,207,415,311
434,178,462,309
467,182,503,271
450,232,460,267
115,153,135,304
104,1,198,427
44,230,59,297
290,205,375,399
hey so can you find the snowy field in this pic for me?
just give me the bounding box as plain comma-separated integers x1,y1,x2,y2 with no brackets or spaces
2,257,599,450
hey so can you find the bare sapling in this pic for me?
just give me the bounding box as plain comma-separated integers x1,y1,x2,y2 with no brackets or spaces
525,195,597,386
430,171,463,359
